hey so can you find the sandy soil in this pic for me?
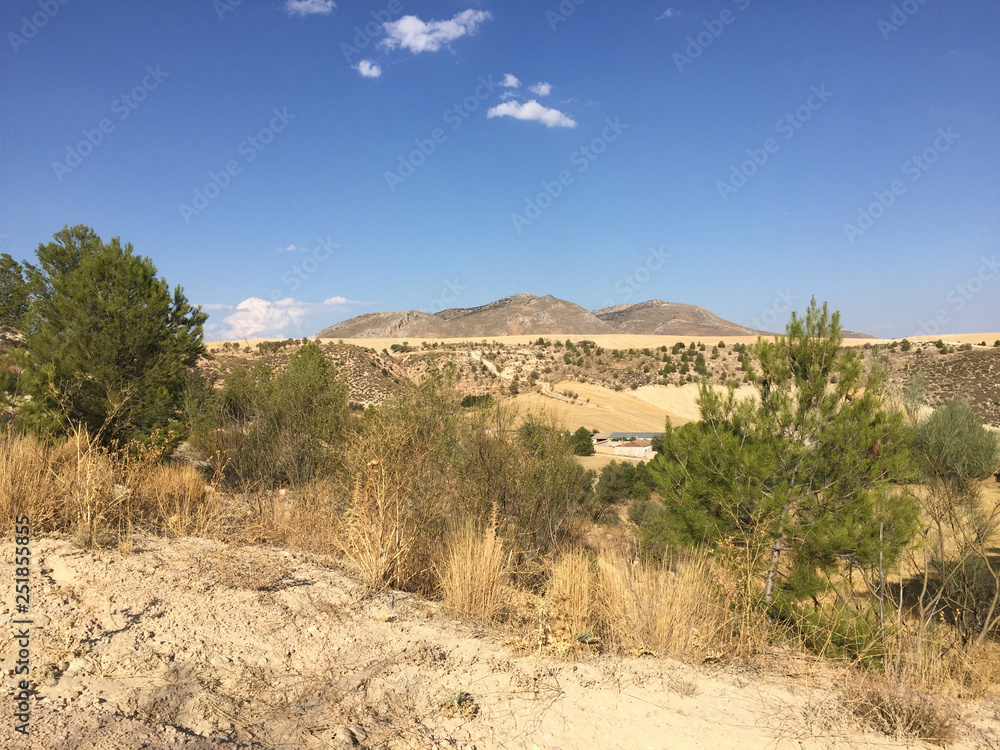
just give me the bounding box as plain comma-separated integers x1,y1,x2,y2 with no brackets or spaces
4,536,1000,750
515,381,691,433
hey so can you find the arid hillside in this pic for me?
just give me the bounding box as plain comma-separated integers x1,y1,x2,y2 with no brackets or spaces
315,295,770,340
593,299,767,336
205,335,1000,428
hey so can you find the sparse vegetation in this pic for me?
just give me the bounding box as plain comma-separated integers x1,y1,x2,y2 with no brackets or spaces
4,267,1000,747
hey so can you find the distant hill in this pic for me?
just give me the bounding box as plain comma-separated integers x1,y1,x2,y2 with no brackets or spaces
317,294,614,339
316,295,775,339
593,300,768,337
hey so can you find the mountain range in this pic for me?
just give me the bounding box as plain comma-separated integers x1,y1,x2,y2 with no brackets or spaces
315,295,771,339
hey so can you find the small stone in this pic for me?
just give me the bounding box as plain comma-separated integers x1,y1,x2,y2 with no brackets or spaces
67,657,95,674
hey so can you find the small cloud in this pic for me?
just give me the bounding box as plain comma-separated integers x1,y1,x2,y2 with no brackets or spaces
201,303,234,312
500,90,518,101
381,10,492,54
528,82,552,97
655,8,679,20
355,60,382,78
277,244,300,253
502,73,521,88
487,100,576,128
323,296,349,306
285,0,335,17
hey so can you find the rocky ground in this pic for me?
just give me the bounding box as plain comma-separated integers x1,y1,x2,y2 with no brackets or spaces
4,535,1000,750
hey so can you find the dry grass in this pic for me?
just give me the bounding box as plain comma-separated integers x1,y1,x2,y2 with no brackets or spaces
843,675,962,745
546,550,595,640
438,522,509,622
0,429,223,545
539,548,741,661
341,462,419,591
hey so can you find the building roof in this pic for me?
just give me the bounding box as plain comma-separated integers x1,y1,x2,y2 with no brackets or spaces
607,432,663,440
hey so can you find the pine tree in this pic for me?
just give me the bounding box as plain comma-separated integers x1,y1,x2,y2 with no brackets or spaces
0,253,29,327
8,225,207,444
645,299,919,606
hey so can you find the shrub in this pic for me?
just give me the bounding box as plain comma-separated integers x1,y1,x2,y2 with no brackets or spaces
189,341,348,489
570,426,595,456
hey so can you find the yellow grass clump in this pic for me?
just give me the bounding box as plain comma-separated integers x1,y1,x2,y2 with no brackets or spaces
438,522,509,623
540,548,742,660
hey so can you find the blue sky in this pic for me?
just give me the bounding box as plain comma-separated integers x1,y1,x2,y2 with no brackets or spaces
1,0,998,340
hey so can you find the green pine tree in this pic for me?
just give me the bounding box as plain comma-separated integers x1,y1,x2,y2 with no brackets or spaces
8,225,207,444
645,299,919,606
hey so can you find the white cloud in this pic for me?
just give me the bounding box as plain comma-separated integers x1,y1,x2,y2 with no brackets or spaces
655,8,679,20
209,296,359,339
381,10,492,54
285,0,335,17
502,73,521,88
277,244,301,253
487,100,576,128
528,82,552,97
355,60,382,78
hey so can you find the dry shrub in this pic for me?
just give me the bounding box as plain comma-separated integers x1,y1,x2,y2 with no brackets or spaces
594,550,733,659
264,480,342,553
884,620,1000,699
0,428,220,546
540,548,740,660
131,463,217,537
546,550,595,640
438,522,508,623
843,675,961,745
201,549,294,591
342,462,420,591
0,430,64,529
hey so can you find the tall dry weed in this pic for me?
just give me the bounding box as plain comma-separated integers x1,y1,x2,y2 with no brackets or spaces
342,462,419,591
438,521,509,622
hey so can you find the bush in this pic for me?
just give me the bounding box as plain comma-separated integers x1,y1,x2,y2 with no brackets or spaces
189,341,349,489
570,426,595,456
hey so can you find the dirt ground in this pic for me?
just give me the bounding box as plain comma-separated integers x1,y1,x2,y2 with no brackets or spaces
4,536,1000,750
